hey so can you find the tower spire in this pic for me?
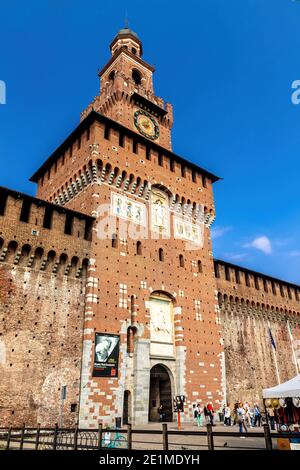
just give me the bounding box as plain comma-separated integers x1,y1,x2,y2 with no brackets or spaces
124,12,129,29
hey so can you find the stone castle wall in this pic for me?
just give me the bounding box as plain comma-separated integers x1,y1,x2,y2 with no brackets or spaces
215,260,300,406
0,188,92,426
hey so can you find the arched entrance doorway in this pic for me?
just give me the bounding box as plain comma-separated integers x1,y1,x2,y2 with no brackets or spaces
148,365,173,422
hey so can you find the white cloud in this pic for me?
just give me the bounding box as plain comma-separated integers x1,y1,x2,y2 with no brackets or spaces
289,250,300,257
211,226,232,240
244,236,272,254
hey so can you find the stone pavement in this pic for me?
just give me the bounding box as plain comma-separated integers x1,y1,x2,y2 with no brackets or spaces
129,421,276,450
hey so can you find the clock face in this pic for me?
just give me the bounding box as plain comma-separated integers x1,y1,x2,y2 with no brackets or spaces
134,110,159,140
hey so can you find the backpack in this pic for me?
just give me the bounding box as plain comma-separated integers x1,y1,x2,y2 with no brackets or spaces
237,409,243,424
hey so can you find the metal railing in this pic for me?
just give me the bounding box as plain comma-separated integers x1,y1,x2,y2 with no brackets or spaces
0,423,299,451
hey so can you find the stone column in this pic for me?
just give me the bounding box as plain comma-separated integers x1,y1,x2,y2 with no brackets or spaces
175,345,186,396
175,345,186,420
133,338,150,425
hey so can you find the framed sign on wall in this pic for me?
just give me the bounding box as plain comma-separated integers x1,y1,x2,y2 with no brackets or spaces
93,333,120,377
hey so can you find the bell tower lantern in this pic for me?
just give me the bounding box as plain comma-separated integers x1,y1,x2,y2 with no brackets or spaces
110,26,143,58
81,26,174,150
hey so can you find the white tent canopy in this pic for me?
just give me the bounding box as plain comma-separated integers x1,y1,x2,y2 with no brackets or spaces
263,374,300,399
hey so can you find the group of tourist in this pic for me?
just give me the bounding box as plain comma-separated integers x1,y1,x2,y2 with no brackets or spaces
193,403,215,427
193,402,262,436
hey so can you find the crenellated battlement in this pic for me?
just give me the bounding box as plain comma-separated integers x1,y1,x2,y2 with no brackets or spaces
214,258,300,311
0,186,93,278
0,236,89,278
81,71,173,130
0,186,94,241
30,112,219,207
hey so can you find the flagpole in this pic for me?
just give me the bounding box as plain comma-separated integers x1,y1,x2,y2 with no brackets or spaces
287,319,299,375
268,320,281,384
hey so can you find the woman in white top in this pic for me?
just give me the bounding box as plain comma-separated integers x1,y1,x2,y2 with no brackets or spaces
237,404,248,436
224,404,231,426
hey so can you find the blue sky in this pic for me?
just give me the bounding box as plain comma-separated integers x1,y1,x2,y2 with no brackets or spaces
0,0,299,283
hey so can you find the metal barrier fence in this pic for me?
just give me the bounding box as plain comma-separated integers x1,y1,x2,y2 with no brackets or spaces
0,423,299,451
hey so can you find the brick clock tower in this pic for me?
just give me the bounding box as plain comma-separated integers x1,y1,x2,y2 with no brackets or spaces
81,27,173,150
31,27,225,426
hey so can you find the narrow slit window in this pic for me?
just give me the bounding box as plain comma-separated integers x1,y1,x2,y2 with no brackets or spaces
119,132,125,147
20,199,31,223
179,254,184,268
104,125,110,140
146,147,151,160
43,206,53,229
214,262,220,278
64,213,74,235
112,234,118,248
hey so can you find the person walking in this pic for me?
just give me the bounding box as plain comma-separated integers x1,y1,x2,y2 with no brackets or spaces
267,407,276,431
249,404,255,428
224,404,231,426
158,404,165,422
237,403,248,437
243,402,251,428
203,405,210,425
193,404,198,425
254,404,261,427
195,404,203,427
207,402,215,426
233,402,239,425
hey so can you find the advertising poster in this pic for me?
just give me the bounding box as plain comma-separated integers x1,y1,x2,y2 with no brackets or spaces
93,333,120,377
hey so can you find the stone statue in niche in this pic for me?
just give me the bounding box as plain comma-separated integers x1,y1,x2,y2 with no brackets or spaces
126,202,133,219
150,189,170,236
153,199,164,227
116,197,122,215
